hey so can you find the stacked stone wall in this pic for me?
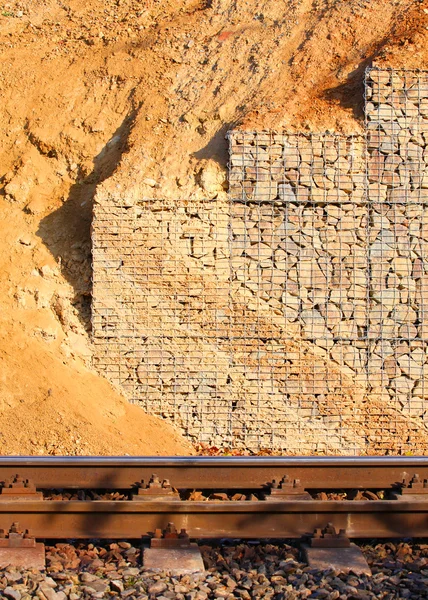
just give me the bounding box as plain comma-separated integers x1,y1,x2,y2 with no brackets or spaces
365,69,428,418
91,68,428,454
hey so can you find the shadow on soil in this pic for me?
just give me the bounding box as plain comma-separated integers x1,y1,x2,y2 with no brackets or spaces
37,111,137,330
321,46,390,122
193,122,234,169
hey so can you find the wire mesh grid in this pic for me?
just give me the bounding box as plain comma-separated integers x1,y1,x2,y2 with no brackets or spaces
365,68,428,450
228,132,371,453
91,68,428,454
227,69,428,454
92,197,239,445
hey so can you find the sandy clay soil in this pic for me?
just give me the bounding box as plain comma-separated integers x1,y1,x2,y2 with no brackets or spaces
1,0,428,454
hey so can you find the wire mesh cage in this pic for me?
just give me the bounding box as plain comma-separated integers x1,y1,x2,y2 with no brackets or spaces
91,68,428,454
365,68,428,451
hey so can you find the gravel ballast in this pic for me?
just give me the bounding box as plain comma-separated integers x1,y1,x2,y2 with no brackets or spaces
0,540,427,599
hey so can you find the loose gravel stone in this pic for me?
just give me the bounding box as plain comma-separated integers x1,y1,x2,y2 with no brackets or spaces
3,587,21,600
110,579,124,593
148,580,168,595
0,539,426,599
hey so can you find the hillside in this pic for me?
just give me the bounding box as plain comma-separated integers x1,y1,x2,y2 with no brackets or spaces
0,0,427,454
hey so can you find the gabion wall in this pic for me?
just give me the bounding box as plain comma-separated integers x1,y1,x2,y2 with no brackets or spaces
366,69,428,421
92,68,428,454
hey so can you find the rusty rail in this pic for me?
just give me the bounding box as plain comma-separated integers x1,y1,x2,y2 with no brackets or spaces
0,500,427,539
0,456,427,489
0,457,426,540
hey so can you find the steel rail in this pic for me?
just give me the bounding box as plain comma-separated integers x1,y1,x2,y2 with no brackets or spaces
0,500,426,539
0,456,427,489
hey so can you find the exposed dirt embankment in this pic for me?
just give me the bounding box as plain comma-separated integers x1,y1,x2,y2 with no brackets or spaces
0,0,427,453
0,197,194,455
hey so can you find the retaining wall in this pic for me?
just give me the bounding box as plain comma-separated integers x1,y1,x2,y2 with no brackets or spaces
92,68,428,454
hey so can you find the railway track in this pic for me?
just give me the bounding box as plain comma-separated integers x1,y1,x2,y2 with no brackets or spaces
0,456,427,541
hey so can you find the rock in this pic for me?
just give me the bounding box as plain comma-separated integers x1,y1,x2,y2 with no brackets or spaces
18,234,33,246
252,181,278,201
369,69,390,84
148,581,168,595
397,355,421,380
198,161,227,195
413,383,428,398
334,172,354,192
80,573,99,583
390,376,414,394
4,176,32,204
300,309,331,339
368,151,384,183
120,589,137,598
3,587,21,600
122,567,140,577
391,256,412,277
143,177,157,187
297,261,327,288
278,183,296,201
245,243,272,260
40,265,56,279
43,578,57,588
110,580,124,593
66,332,92,359
38,585,61,600
283,145,300,169
230,154,254,167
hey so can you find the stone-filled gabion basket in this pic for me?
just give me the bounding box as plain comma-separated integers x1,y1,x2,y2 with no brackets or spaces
91,68,428,455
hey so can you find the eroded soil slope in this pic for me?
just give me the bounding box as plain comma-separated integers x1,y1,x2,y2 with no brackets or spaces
1,0,428,453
